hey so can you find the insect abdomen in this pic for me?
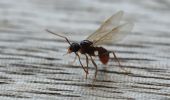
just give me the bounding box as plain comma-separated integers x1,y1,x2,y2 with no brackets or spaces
96,47,109,64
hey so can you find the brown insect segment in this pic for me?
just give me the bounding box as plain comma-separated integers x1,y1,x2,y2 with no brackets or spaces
95,47,109,65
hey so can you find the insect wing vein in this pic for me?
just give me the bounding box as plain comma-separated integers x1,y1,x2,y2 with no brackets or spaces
92,22,134,46
86,11,124,42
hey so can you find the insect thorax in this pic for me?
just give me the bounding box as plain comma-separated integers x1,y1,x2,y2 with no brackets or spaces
79,40,93,54
80,40,93,47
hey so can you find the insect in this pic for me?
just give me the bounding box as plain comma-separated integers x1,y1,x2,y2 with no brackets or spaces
46,11,134,86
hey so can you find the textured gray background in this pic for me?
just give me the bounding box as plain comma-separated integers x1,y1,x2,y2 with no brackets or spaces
0,0,170,100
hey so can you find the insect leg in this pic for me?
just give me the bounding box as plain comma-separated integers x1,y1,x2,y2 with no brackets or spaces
75,52,88,75
85,54,89,79
89,56,98,84
111,51,128,73
69,55,77,65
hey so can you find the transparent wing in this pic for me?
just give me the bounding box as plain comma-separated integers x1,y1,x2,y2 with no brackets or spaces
92,22,134,46
86,11,124,41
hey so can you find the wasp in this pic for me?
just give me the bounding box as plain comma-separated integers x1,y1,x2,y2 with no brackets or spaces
46,11,134,86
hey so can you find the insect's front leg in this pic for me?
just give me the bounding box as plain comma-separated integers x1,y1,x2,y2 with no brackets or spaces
75,52,88,75
69,55,77,65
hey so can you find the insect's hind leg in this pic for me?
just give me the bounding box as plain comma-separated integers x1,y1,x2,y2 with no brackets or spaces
110,51,129,73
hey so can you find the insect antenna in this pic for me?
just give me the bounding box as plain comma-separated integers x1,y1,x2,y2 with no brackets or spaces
46,29,71,45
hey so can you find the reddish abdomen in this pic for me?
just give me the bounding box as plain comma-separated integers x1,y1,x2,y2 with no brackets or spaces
99,54,109,64
96,47,109,65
